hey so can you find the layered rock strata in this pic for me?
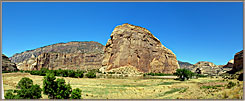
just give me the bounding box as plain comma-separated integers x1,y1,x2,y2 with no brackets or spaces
12,41,104,70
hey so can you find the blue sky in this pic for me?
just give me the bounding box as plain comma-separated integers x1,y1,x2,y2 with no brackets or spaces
2,2,243,65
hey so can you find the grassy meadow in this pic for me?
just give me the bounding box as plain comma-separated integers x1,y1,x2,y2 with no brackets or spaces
2,72,243,99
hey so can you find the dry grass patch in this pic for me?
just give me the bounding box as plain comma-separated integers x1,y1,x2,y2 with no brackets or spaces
2,73,243,99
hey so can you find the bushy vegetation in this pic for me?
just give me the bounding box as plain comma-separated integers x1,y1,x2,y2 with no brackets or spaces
5,77,42,99
2,71,15,73
143,73,173,76
70,88,82,99
200,85,223,89
29,68,84,78
43,72,82,99
237,73,243,81
174,69,195,81
86,71,96,78
196,74,208,77
226,81,236,89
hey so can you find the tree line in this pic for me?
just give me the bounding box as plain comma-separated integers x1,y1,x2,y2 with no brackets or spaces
15,68,97,78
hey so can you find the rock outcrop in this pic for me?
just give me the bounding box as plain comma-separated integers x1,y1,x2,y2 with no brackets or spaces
12,41,105,71
233,50,243,72
2,54,18,71
101,23,179,74
223,59,234,68
181,61,230,75
10,41,104,63
17,53,104,71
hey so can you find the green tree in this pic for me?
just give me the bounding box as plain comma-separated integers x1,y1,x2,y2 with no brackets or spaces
55,78,72,99
17,77,33,89
43,72,57,99
174,69,195,81
5,77,42,99
43,72,81,99
70,88,82,99
16,84,42,99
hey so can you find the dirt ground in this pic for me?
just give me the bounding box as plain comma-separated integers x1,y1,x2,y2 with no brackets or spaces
2,73,243,99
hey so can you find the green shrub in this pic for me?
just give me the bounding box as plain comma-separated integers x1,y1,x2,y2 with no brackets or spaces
39,68,49,76
107,72,115,74
17,77,33,89
196,74,208,77
144,73,173,76
86,71,96,78
75,71,84,78
200,85,223,89
62,70,69,77
227,81,236,89
68,70,76,77
4,90,16,99
70,88,82,99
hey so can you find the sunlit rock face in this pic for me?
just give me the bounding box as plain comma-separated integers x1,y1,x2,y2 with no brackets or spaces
12,41,105,71
101,23,179,74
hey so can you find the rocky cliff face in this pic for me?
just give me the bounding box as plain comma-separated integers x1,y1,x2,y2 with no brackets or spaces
10,41,104,63
233,50,243,72
2,54,18,71
17,53,104,71
101,23,179,74
12,41,105,71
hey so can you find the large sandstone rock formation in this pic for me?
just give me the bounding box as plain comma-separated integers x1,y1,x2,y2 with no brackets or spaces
17,53,104,71
2,54,18,71
101,23,179,74
10,41,104,63
11,41,104,70
233,50,243,72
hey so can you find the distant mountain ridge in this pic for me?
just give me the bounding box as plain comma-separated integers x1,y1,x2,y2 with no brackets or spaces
178,61,193,69
10,41,104,63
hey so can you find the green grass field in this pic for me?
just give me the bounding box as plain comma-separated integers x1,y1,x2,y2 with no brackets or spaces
2,73,243,99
